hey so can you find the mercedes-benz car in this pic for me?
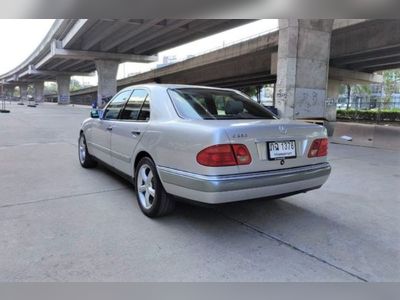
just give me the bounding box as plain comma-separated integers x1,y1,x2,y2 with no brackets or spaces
78,84,331,217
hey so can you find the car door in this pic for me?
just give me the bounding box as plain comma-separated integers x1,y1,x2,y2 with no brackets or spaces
110,89,151,175
90,90,132,165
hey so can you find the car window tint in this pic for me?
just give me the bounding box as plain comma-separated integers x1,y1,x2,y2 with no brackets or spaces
103,91,131,120
168,88,277,120
120,89,149,121
138,98,150,121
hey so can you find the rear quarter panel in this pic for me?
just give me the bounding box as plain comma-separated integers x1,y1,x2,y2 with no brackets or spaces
136,120,240,176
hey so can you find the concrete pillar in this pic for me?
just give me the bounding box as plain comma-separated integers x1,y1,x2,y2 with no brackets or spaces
34,81,44,102
7,86,14,98
56,75,70,104
275,19,334,119
327,79,342,100
2,86,11,97
95,59,119,108
324,79,341,135
19,84,28,101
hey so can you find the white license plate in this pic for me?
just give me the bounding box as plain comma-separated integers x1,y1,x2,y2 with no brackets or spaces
267,140,296,160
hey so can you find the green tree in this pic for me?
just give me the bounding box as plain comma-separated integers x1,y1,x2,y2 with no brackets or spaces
352,84,371,96
240,86,258,98
70,79,83,91
44,82,57,94
383,70,400,107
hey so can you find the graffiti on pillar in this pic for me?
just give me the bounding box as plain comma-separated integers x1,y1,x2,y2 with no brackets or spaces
298,91,318,112
275,87,288,108
294,88,325,118
276,88,288,100
59,95,69,103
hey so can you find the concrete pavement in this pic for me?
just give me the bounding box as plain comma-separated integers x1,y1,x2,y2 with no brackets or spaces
0,103,399,281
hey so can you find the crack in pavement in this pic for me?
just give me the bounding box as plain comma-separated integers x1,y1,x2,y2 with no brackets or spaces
217,210,368,282
0,187,129,210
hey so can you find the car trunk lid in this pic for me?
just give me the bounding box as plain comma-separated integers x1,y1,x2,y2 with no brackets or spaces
221,119,327,172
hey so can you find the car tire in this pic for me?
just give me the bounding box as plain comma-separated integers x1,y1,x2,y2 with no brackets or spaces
135,157,175,217
78,133,97,168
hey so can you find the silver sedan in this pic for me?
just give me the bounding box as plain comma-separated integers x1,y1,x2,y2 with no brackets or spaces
79,84,331,217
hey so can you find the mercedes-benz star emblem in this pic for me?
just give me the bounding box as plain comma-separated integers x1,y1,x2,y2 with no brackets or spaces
278,125,288,135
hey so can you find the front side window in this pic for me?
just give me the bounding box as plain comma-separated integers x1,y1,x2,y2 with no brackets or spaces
103,91,131,120
120,89,150,121
168,88,277,120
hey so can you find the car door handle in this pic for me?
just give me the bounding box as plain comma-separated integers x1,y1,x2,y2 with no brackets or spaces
106,126,113,131
131,130,141,136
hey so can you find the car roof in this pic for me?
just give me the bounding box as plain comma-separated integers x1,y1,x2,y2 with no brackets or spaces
119,83,237,93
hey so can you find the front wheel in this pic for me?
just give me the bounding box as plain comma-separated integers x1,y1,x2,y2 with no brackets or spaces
78,133,97,168
135,157,175,217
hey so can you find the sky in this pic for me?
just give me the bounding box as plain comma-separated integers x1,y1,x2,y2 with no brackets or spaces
0,19,55,75
0,19,278,85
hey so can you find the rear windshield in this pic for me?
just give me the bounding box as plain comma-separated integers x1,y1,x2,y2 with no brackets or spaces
168,88,277,120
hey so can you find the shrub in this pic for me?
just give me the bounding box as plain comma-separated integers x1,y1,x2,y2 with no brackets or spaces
336,109,400,122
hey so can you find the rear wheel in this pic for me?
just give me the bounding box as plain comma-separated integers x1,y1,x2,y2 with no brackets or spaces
78,133,97,168
135,157,175,217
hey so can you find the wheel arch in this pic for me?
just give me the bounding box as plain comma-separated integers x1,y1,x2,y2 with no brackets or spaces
133,151,154,176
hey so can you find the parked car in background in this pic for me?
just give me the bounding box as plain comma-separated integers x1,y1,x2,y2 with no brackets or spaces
78,84,331,217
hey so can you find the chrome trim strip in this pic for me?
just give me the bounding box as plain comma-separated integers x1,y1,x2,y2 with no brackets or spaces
87,141,111,155
88,142,131,163
158,163,330,181
110,150,132,163
158,163,331,192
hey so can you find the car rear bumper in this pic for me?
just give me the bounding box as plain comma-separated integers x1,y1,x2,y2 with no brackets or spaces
157,162,331,204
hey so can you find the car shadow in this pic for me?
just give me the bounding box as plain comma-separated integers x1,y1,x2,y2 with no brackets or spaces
94,163,369,255
91,166,392,280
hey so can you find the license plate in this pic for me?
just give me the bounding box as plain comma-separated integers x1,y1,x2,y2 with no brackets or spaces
267,140,296,160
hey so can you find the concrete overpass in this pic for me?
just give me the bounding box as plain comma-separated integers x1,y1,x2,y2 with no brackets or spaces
55,20,388,107
3,19,398,123
0,19,250,104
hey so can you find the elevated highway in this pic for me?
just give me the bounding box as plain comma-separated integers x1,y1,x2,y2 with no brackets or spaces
2,19,399,122
0,19,250,104
53,19,392,106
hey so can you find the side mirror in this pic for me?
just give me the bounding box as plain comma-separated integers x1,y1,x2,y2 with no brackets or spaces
90,109,100,118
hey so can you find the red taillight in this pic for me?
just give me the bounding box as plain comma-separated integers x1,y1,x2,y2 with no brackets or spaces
232,144,252,165
308,138,328,158
197,144,252,167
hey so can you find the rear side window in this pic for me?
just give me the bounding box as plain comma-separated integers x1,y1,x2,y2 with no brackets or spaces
103,91,131,120
119,89,149,121
168,88,277,120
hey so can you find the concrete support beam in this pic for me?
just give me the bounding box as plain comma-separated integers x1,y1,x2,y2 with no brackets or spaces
95,59,119,108
50,40,157,63
332,19,367,30
34,81,45,102
328,67,383,84
101,19,163,52
24,65,94,77
56,75,70,105
275,19,334,119
270,52,278,75
120,19,192,53
61,19,97,48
